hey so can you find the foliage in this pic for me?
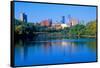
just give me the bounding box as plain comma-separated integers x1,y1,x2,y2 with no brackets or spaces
14,19,97,38
68,24,85,35
82,20,97,35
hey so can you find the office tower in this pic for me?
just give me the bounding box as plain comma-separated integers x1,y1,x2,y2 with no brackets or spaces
20,13,27,23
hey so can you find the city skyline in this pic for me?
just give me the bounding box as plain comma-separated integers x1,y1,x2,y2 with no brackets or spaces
14,2,97,24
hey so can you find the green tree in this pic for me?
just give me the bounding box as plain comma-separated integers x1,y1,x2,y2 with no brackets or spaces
68,24,85,36
82,20,97,36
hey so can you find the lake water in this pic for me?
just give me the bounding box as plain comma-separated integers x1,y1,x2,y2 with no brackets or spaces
14,35,97,66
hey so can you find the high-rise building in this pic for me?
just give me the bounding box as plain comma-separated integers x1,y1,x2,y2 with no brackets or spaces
61,16,65,24
48,19,52,27
20,13,27,23
71,18,78,26
68,15,78,27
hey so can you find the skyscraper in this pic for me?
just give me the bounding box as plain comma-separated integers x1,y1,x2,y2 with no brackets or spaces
20,13,27,23
68,15,78,27
49,19,52,27
61,16,65,24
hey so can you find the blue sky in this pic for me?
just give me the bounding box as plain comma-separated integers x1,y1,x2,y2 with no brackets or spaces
14,2,97,24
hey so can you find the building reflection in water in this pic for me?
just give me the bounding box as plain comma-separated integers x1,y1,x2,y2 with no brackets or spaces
16,37,96,62
15,36,96,66
51,40,77,57
18,40,77,60
43,41,52,54
17,40,28,61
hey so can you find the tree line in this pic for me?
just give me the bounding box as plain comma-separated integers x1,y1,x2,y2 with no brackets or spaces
14,19,97,38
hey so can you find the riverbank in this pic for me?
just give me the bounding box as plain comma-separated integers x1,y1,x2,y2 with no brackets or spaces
14,32,96,42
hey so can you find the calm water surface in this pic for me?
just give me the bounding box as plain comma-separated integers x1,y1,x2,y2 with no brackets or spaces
14,35,97,66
